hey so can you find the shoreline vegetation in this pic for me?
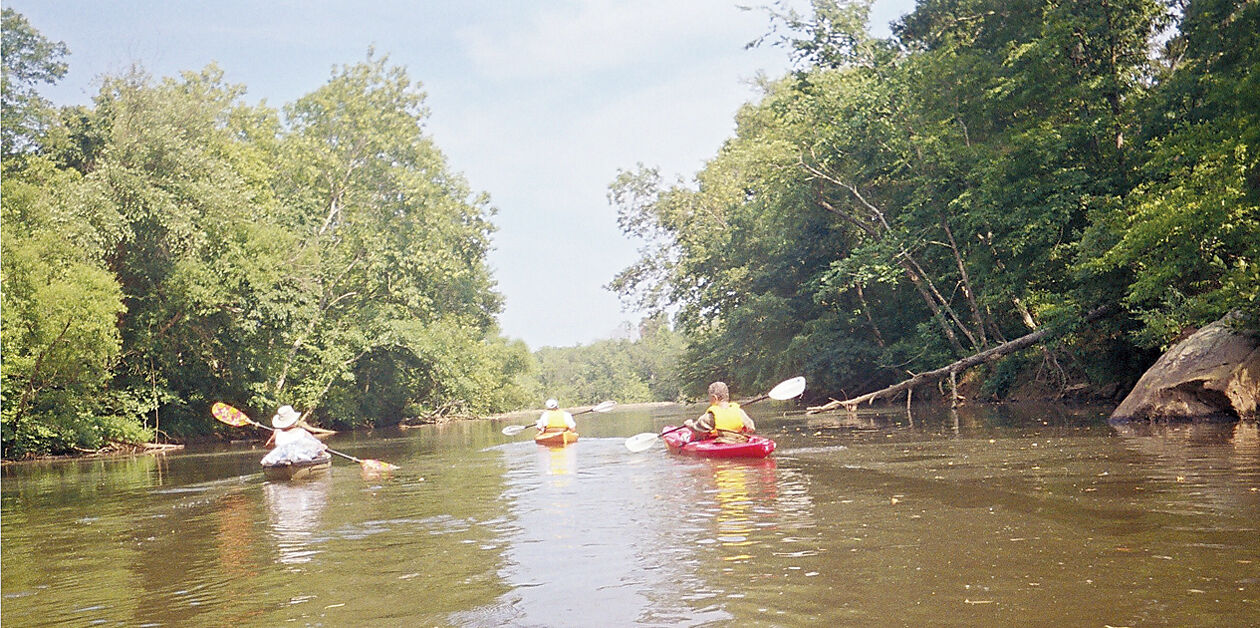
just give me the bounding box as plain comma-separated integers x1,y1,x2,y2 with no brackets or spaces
3,2,1256,460
3,397,1142,466
481,401,682,424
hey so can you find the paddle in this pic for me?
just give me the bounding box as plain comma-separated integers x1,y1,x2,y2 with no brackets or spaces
623,376,806,452
501,400,618,436
211,402,400,472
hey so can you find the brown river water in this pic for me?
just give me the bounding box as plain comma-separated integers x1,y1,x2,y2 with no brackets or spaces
2,403,1257,626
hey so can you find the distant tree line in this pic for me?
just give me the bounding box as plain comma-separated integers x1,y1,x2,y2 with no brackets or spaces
529,314,685,406
609,0,1257,401
1,9,534,457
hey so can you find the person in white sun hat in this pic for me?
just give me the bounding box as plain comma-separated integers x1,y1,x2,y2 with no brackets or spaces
534,398,575,434
261,405,327,465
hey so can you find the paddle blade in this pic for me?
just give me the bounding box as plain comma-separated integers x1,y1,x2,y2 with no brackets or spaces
768,376,807,401
211,402,253,427
502,424,529,436
360,459,399,472
590,400,617,413
624,432,661,453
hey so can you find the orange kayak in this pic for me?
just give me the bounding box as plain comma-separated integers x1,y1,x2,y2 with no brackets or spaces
534,429,578,446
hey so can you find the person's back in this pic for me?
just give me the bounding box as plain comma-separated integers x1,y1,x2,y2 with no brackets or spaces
274,424,323,449
535,398,575,432
686,382,755,442
263,405,328,464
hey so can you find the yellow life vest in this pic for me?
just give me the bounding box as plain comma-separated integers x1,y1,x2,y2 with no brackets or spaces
706,402,745,434
543,410,570,430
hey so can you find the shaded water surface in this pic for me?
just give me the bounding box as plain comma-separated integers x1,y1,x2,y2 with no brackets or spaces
3,404,1257,626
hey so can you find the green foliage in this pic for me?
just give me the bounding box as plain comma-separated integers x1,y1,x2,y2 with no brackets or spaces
530,315,685,405
0,160,148,457
609,0,1255,402
980,352,1030,399
268,52,509,425
1,12,529,456
1,8,69,161
1082,0,1260,348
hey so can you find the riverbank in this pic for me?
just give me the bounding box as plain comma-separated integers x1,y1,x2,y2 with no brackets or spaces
0,441,184,466
483,401,681,422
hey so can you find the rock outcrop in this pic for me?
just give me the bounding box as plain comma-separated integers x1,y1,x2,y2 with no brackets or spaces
1110,312,1260,422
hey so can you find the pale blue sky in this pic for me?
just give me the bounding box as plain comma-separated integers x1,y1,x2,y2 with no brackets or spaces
14,0,916,349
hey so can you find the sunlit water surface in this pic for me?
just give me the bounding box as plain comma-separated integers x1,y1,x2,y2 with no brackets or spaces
3,403,1257,626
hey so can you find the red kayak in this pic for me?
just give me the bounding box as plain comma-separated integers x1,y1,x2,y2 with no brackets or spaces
660,425,776,458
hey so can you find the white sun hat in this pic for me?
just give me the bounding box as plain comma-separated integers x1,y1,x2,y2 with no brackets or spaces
272,405,301,429
545,398,559,409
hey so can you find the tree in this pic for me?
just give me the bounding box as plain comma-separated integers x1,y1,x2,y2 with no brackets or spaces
529,315,685,405
272,53,516,424
0,11,150,456
1083,0,1259,346
1,8,69,161
608,0,1209,403
2,21,536,454
0,161,145,457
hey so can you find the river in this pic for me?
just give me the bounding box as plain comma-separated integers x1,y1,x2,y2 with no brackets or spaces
2,403,1256,626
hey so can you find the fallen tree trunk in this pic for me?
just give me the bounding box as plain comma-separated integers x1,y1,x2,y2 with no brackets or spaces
824,305,1116,412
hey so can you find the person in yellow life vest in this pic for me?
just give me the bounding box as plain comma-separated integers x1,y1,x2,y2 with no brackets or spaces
684,381,755,443
534,398,576,434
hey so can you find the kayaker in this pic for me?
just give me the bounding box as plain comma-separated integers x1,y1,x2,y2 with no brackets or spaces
534,398,576,434
261,405,328,466
684,381,755,443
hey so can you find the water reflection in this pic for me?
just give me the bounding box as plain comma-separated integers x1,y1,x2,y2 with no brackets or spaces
693,460,780,554
537,441,577,482
214,492,256,578
1110,420,1260,516
489,440,681,626
263,477,331,565
628,455,825,623
5,406,1258,626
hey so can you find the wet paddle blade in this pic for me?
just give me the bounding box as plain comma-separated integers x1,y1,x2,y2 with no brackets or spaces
768,376,807,401
359,459,399,472
590,400,617,413
211,402,255,427
624,432,661,452
502,424,529,436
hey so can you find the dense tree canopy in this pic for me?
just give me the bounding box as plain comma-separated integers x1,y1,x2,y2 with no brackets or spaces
1,16,532,457
610,0,1257,401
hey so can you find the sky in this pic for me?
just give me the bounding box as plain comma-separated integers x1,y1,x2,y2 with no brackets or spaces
13,0,916,349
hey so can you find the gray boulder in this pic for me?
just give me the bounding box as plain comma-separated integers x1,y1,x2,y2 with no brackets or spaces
1111,312,1259,422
